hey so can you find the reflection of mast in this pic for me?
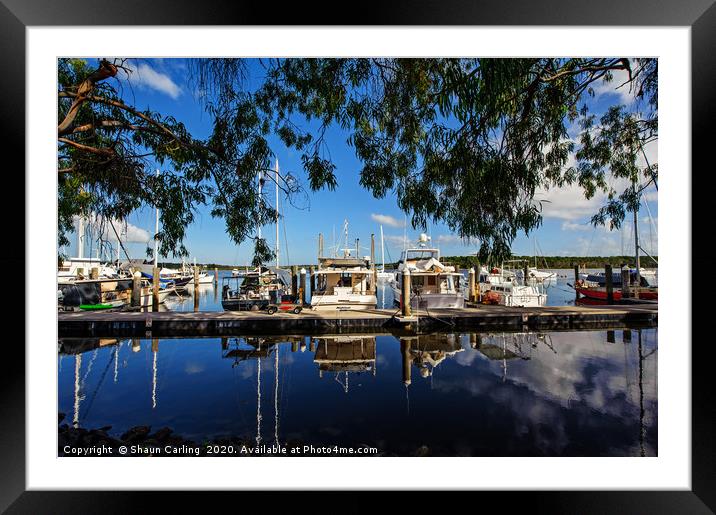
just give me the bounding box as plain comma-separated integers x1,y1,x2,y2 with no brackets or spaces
152,338,158,409
274,341,279,445
73,354,83,428
114,340,121,384
638,328,645,457
256,339,262,446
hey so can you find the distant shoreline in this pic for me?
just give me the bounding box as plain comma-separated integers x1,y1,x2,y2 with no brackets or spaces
157,255,657,271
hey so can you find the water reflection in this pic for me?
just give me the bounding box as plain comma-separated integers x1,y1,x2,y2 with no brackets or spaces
58,327,657,456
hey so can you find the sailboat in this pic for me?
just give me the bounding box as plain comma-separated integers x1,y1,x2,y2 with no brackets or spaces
221,161,288,311
376,225,392,281
575,190,658,302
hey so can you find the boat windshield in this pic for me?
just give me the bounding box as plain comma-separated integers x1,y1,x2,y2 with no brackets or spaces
402,249,440,261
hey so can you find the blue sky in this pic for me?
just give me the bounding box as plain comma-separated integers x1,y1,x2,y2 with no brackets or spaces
66,58,658,265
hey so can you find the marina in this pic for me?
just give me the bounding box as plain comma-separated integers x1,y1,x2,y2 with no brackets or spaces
52,57,661,461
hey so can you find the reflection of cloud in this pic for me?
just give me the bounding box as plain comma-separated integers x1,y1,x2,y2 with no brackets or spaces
185,363,205,375
430,329,658,456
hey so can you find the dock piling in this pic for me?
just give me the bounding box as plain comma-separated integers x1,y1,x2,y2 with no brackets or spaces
214,267,218,286
621,267,631,299
299,268,307,306
291,265,298,298
468,267,476,303
131,271,142,307
401,268,412,317
573,264,580,299
604,264,614,305
90,267,99,280
309,266,315,297
152,266,160,312
193,266,200,312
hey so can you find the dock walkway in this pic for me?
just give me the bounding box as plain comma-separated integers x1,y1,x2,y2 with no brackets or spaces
58,304,658,337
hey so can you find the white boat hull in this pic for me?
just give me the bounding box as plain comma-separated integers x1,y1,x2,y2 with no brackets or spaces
311,293,377,311
390,284,465,309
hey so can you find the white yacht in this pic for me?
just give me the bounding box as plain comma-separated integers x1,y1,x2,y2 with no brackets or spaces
311,250,377,311
480,261,547,307
391,234,464,309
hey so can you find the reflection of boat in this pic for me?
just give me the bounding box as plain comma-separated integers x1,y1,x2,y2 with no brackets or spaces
391,234,464,309
403,333,463,378
313,335,376,392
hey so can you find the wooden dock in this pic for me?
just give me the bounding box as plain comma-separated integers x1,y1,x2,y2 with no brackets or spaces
58,304,658,337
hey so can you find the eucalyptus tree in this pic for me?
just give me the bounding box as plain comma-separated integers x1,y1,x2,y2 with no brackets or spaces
58,57,657,262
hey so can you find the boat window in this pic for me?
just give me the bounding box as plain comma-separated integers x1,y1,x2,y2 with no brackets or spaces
427,276,436,286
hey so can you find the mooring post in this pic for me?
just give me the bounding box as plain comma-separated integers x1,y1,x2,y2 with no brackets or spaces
468,267,476,304
152,266,160,312
309,266,316,296
475,260,481,302
309,339,316,353
623,329,632,343
193,266,200,312
401,267,412,317
132,338,141,353
299,268,307,306
132,271,142,307
90,267,99,280
291,339,298,353
604,264,614,304
523,262,529,286
214,267,218,286
400,338,412,386
621,266,631,299
573,264,580,299
291,265,298,298
607,330,615,344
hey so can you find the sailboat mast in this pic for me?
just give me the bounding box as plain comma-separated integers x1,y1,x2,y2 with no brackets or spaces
257,170,262,240
77,216,84,259
634,201,641,287
380,225,386,272
275,159,280,268
154,169,160,269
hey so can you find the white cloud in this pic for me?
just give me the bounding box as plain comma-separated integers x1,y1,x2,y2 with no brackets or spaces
591,66,637,105
127,63,182,99
371,213,405,228
561,221,591,231
436,234,465,245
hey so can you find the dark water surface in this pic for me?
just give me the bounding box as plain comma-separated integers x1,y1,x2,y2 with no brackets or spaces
58,326,657,457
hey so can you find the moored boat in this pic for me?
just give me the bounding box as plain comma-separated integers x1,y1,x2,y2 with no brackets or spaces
390,234,464,309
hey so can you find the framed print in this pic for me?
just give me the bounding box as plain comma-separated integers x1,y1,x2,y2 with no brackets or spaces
2,0,713,512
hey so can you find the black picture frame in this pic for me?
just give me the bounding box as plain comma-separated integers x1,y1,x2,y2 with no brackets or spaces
2,1,711,512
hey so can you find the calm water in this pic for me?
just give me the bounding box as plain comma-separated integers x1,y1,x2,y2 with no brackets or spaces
162,268,589,312
58,326,657,456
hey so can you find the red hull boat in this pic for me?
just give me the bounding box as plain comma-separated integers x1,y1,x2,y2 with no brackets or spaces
575,286,658,301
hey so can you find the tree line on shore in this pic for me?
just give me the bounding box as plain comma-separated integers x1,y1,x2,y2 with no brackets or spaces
160,255,657,271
